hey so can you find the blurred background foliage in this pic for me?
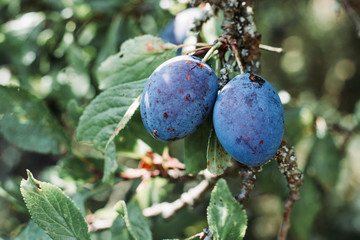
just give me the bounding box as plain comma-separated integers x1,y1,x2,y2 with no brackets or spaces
0,0,360,239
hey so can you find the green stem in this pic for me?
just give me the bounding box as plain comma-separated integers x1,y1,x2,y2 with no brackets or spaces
202,41,222,62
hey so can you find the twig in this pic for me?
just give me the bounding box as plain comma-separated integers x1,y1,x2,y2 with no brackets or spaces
229,39,245,74
182,45,212,56
191,4,218,32
234,165,262,203
86,214,114,232
341,0,360,37
143,163,242,218
275,142,304,240
143,169,217,218
259,44,283,53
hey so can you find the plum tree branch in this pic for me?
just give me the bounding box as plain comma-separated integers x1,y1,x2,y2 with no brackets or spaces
192,0,261,73
142,169,217,218
234,165,262,203
143,163,241,218
341,0,360,37
275,142,304,240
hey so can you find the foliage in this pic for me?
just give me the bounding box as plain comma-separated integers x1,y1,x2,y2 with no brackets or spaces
0,0,360,240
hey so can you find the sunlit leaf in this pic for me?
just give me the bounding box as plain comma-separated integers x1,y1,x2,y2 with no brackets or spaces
207,179,247,240
20,170,90,240
97,35,177,89
76,79,146,152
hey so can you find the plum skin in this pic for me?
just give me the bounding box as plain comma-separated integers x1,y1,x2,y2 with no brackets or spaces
160,8,202,45
213,73,284,166
140,55,218,142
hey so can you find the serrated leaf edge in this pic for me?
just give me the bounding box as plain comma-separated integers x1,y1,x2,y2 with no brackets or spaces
115,200,140,240
207,179,248,240
20,170,90,240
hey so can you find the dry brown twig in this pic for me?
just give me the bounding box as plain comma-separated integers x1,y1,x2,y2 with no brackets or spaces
275,142,304,240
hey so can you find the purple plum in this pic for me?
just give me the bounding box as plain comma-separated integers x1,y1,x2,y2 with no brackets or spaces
140,55,218,142
213,73,284,166
160,8,202,45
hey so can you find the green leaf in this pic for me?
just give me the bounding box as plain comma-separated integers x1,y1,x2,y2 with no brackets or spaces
115,111,167,155
110,215,131,240
184,119,212,174
207,129,231,175
115,200,152,240
207,179,247,240
58,155,103,183
0,86,69,154
284,107,314,144
290,178,322,240
25,220,52,240
354,100,360,124
76,79,146,152
105,95,141,150
102,141,118,184
97,35,177,89
20,170,90,240
307,131,340,190
96,15,123,66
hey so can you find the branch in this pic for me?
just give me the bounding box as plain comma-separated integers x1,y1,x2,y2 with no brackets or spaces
143,169,217,218
275,142,304,240
234,165,262,203
143,163,242,218
341,0,360,37
259,44,283,53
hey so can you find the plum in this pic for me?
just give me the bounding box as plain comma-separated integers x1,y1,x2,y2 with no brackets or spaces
140,55,218,142
213,73,284,166
160,8,202,45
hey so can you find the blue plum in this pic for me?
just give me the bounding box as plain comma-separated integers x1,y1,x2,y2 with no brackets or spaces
213,73,284,166
140,55,218,142
160,8,202,45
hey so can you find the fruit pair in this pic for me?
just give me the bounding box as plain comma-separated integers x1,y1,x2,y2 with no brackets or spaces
140,55,284,166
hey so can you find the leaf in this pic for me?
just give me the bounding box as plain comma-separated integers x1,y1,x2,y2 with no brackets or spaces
97,35,177,89
25,220,52,240
114,110,167,155
307,131,340,190
115,200,152,240
58,155,103,183
207,129,231,175
96,15,123,66
184,119,212,174
284,107,314,144
0,86,69,154
20,170,90,240
354,100,360,124
110,215,131,240
76,79,146,152
290,178,322,240
207,179,247,240
102,141,118,184
105,95,141,150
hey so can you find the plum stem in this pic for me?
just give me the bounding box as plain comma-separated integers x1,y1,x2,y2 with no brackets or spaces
229,42,245,74
202,41,223,62
176,42,210,49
